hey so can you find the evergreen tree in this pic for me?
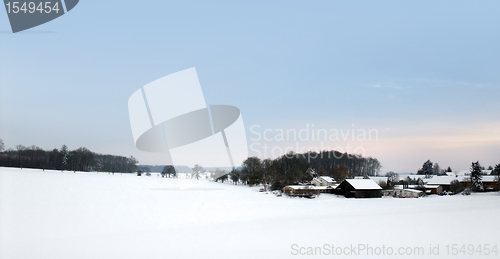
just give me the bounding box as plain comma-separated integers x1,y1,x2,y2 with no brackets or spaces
161,165,176,178
417,160,434,176
470,161,483,191
60,145,69,171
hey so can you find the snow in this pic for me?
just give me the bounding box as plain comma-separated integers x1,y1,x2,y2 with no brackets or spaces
481,175,498,183
426,175,498,185
318,176,335,183
427,176,462,185
402,189,423,194
345,179,383,190
1,167,500,259
285,185,335,190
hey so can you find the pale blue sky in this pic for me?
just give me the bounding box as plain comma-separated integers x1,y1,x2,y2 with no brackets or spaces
1,0,499,172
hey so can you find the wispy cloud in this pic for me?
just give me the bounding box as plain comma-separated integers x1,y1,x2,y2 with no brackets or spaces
366,83,413,90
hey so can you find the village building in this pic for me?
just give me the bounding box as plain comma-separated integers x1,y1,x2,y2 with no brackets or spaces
422,185,443,195
391,188,425,198
426,176,462,192
479,175,498,190
424,175,498,192
282,185,334,198
334,179,383,198
311,176,336,186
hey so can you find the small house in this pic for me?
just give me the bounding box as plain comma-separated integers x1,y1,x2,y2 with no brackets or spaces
480,176,498,190
311,176,336,186
394,188,424,198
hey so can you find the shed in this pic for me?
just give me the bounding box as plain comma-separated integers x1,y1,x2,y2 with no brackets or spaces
394,188,424,198
422,185,443,195
282,185,335,198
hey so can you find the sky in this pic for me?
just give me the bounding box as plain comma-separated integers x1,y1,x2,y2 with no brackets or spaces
1,0,499,173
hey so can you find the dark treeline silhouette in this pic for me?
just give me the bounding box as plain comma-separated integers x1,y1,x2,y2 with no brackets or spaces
230,151,381,190
0,144,138,173
139,165,191,173
296,150,381,177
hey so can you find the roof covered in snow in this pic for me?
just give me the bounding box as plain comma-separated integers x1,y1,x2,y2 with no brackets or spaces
481,175,498,183
285,185,336,190
426,176,469,185
426,175,498,185
343,179,383,190
318,176,335,183
400,189,423,193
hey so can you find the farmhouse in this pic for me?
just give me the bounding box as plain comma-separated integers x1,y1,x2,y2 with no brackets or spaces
426,176,460,192
425,175,498,192
335,179,382,198
311,176,336,186
479,176,498,190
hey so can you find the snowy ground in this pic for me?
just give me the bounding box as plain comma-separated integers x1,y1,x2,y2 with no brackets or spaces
1,167,499,259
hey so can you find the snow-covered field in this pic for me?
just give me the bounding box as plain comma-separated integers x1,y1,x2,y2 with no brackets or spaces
1,167,499,259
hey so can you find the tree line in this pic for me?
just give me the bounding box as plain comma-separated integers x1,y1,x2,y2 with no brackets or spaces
416,159,500,177
0,140,138,173
203,150,381,191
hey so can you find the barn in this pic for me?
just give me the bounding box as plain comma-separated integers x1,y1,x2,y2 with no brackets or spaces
480,176,498,191
335,179,383,198
426,176,459,192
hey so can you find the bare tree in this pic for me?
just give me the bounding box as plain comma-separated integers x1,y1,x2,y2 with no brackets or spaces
385,171,399,183
191,164,204,180
433,163,441,175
